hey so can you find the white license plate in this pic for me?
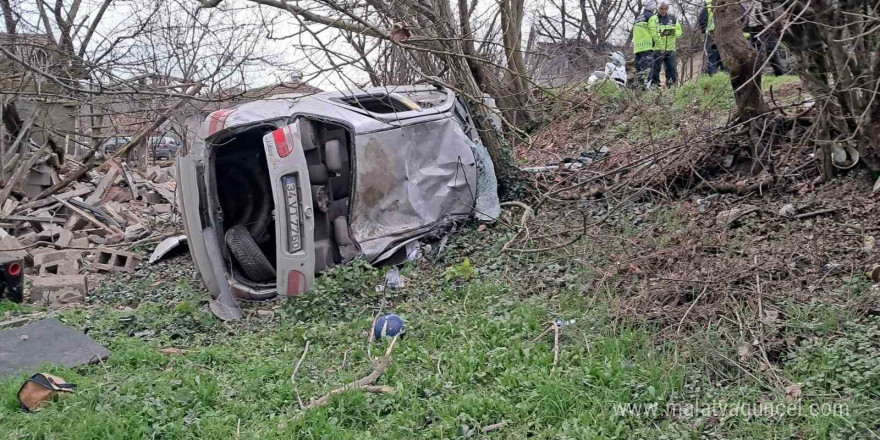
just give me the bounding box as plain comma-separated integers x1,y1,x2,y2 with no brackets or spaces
283,175,302,253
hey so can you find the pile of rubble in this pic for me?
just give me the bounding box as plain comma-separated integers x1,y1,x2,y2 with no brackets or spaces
0,158,179,308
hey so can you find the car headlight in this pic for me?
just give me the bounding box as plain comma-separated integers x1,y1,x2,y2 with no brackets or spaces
282,174,303,253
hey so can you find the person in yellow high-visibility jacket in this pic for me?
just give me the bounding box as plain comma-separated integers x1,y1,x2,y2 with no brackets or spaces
632,0,658,87
649,2,683,86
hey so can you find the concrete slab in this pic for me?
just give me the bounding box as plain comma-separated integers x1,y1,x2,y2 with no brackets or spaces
0,318,110,375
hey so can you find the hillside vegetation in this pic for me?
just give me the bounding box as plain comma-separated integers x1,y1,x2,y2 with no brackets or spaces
2,77,878,440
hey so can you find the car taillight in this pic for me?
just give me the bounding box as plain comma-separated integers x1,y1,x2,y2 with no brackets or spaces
0,256,24,303
281,174,302,253
287,270,306,297
273,128,292,158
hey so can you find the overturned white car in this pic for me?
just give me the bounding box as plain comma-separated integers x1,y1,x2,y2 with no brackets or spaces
176,85,499,319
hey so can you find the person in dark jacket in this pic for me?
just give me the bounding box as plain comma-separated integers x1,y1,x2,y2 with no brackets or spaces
751,32,787,76
744,0,787,76
698,0,724,74
699,0,766,76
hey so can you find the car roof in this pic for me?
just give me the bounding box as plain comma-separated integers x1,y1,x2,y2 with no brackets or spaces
203,85,457,137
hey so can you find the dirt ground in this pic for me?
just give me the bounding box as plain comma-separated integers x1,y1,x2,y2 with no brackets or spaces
513,73,879,351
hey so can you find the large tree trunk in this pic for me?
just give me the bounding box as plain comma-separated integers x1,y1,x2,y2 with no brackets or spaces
0,0,16,34
777,0,880,174
713,0,768,121
499,0,535,127
432,0,520,186
458,0,491,89
864,50,880,168
713,0,777,176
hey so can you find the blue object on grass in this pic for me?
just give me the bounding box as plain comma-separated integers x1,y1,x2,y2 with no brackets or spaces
373,314,406,340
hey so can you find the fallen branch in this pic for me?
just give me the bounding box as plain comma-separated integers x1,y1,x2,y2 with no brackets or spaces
726,208,766,228
837,223,880,233
504,231,585,254
531,322,554,343
291,340,311,410
500,201,533,252
552,322,560,367
12,187,92,213
123,231,182,249
676,285,710,334
708,178,775,195
306,335,399,409
793,207,838,220
290,340,311,385
0,214,66,224
121,163,139,200
85,165,120,205
504,209,588,254
357,385,395,394
1,152,21,175
538,144,682,206
481,421,509,433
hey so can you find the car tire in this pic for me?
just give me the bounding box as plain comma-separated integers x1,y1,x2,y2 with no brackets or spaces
225,224,276,283
218,169,271,243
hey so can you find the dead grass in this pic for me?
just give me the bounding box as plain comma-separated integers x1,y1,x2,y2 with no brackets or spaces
505,77,879,348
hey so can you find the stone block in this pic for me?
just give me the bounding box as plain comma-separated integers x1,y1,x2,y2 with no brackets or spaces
104,234,123,245
93,248,141,272
39,259,80,276
152,204,172,214
17,232,37,246
29,275,88,304
0,236,28,261
32,250,82,270
55,228,73,247
70,237,90,248
124,224,148,242
87,235,105,245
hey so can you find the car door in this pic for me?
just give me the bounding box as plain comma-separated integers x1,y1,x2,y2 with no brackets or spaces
349,117,477,260
261,119,316,297
175,138,220,297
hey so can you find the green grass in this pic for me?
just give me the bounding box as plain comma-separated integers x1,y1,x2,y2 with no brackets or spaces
0,299,31,315
597,73,801,144
763,74,801,89
589,80,629,104
0,267,683,439
0,78,870,437
1,223,874,439
672,73,801,112
673,73,738,111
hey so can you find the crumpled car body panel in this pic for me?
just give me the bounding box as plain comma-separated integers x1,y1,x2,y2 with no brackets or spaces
177,85,499,316
351,117,477,260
